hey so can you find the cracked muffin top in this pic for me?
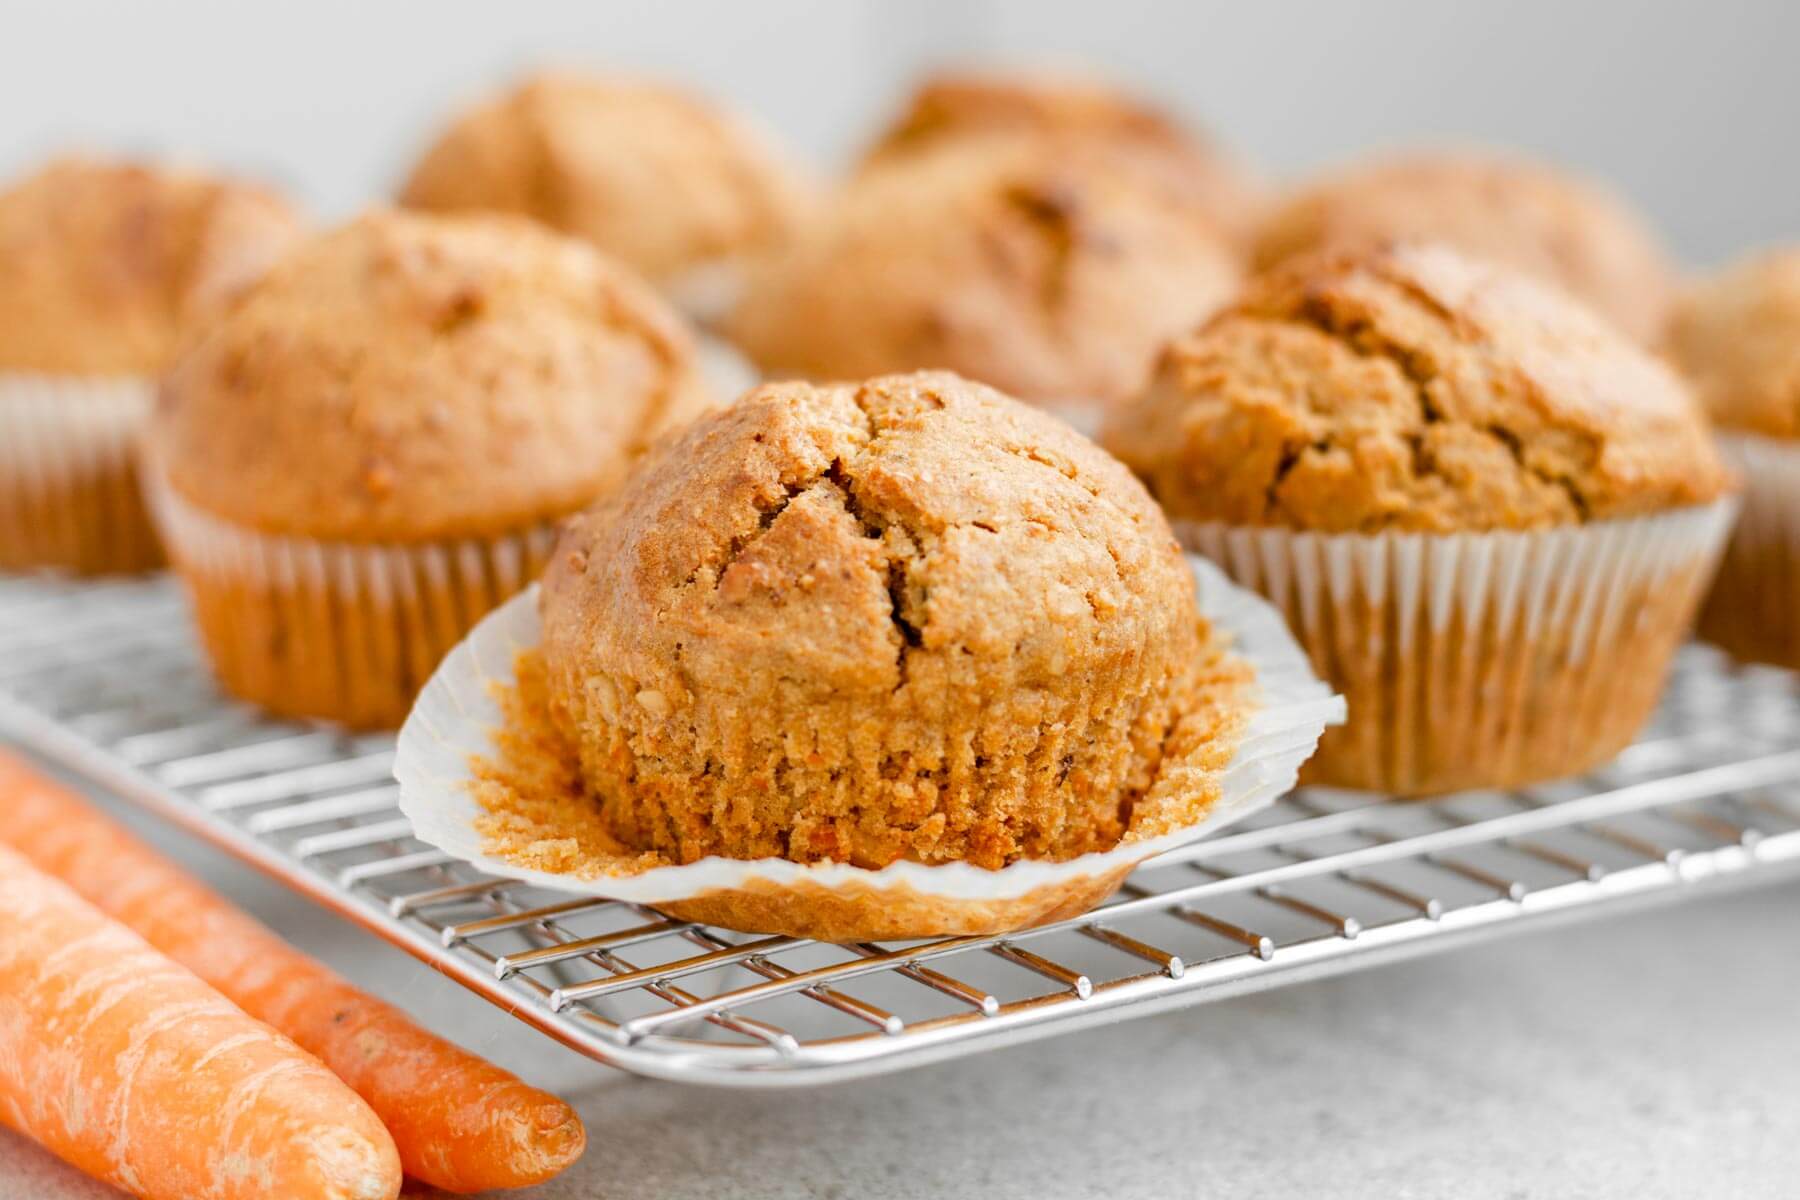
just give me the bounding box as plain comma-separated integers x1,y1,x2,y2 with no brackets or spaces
399,72,813,287
728,137,1240,416
537,371,1247,870
1250,149,1674,342
1667,247,1800,440
860,68,1263,243
154,209,714,543
0,157,302,374
1102,243,1731,533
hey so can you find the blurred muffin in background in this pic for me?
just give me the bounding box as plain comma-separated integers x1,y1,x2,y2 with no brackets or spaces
0,157,301,574
728,136,1240,423
148,210,715,729
1104,242,1735,795
399,71,814,325
1251,148,1675,342
1668,247,1800,668
860,68,1264,245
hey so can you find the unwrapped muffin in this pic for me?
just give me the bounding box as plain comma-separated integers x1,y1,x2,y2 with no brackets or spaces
861,68,1263,243
399,71,812,322
0,157,301,573
1668,247,1800,668
421,371,1342,940
728,138,1240,421
148,209,714,728
1105,243,1736,795
1251,149,1675,342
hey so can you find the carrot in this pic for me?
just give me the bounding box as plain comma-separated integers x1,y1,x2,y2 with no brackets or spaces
0,753,585,1194
0,843,402,1200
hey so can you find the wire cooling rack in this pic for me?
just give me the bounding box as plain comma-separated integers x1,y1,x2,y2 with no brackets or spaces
2,572,1799,1086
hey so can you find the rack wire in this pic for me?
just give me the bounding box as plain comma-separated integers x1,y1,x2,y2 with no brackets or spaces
2,571,1798,1087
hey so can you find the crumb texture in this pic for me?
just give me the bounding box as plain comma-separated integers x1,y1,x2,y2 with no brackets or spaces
729,139,1239,414
155,209,713,542
1102,242,1731,533
1250,150,1673,341
400,72,812,283
1668,246,1800,439
519,372,1252,871
0,157,301,374
861,69,1263,242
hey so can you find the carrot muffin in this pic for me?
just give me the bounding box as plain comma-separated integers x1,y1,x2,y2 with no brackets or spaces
860,68,1264,243
148,209,714,729
0,157,300,574
1104,243,1736,795
1668,247,1800,668
1251,149,1675,342
399,71,812,322
728,137,1240,421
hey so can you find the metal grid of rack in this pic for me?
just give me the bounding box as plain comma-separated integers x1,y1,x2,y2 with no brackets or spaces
2,571,1798,1087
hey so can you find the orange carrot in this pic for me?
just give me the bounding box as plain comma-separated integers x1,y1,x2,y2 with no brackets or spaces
0,753,585,1194
0,843,402,1200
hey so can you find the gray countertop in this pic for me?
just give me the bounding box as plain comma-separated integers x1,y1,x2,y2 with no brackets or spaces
2,763,1795,1200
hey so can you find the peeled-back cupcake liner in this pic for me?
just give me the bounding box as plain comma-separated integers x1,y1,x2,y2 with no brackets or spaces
1698,435,1800,669
146,469,558,731
0,371,161,574
1178,498,1739,796
393,556,1345,940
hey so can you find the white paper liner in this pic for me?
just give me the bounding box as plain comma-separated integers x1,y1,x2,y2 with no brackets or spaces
1699,434,1800,667
0,371,160,573
695,334,760,402
1177,498,1739,795
394,556,1344,910
145,469,559,730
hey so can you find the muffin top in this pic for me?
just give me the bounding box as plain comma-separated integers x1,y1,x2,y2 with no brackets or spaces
538,371,1230,869
1102,243,1731,533
728,137,1240,415
860,68,1263,243
399,72,812,285
155,209,713,543
0,157,302,374
1251,149,1674,341
1667,247,1800,439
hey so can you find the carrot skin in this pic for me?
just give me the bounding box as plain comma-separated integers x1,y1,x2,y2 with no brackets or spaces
0,753,586,1193
0,843,402,1200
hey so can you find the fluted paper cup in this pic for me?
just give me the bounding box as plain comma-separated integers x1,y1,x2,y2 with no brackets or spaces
146,470,558,731
0,371,161,574
393,556,1344,941
1698,435,1800,669
1178,498,1738,797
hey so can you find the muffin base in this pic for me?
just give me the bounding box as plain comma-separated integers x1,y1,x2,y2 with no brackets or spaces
0,373,161,575
148,474,557,730
1180,500,1737,796
1697,435,1800,670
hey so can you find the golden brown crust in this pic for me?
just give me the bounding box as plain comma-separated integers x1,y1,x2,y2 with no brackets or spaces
728,138,1240,414
861,69,1264,243
153,209,714,543
0,157,302,374
1102,243,1732,533
1251,150,1674,342
399,71,813,285
1667,247,1800,439
533,371,1238,871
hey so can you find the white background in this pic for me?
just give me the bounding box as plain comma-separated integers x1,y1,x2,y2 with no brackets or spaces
0,0,1792,266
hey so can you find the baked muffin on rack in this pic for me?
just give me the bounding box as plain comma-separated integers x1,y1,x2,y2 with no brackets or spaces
421,370,1347,941
860,68,1264,243
1250,149,1675,342
0,157,301,574
1668,246,1800,668
728,137,1240,423
399,71,813,323
148,209,714,729
1104,242,1736,795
